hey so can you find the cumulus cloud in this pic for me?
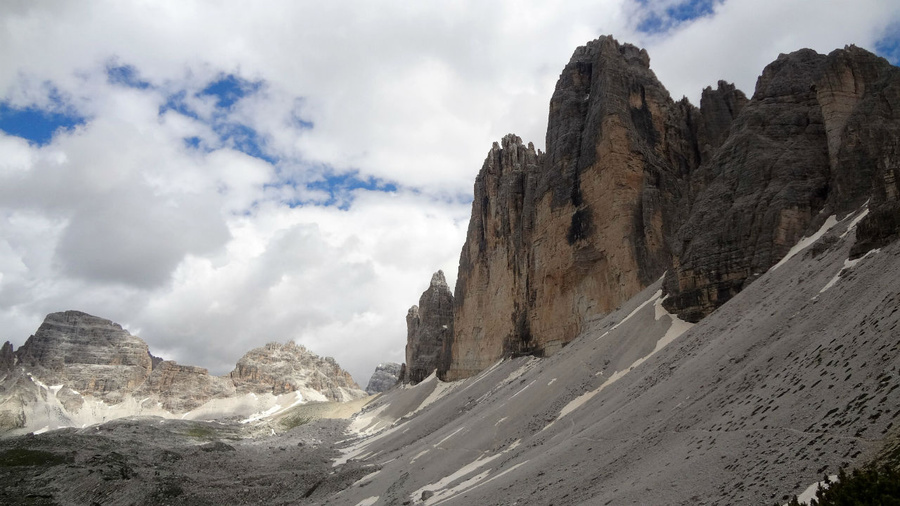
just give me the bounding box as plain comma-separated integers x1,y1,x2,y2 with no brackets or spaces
1,0,898,384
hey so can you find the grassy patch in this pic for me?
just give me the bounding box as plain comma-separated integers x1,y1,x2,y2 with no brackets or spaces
280,415,312,430
183,425,217,439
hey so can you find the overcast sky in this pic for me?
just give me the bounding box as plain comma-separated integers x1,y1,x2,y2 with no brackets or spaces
1,0,898,385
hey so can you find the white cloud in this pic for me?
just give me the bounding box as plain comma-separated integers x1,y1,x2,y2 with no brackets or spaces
1,0,898,384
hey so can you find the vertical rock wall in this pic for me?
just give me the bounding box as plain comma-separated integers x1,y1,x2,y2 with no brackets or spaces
663,46,900,321
441,38,900,380
403,271,454,383
443,36,709,380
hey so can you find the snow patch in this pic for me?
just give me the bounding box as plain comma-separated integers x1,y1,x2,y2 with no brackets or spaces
819,248,880,293
840,205,870,239
435,426,466,447
772,215,838,270
789,475,838,505
411,452,503,505
240,404,282,424
554,295,693,422
355,497,379,506
597,289,662,340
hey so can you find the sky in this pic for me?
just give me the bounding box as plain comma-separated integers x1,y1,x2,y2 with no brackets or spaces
1,0,898,385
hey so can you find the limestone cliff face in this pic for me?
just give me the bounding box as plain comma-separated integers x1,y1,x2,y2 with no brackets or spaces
0,311,368,431
403,271,454,383
15,311,153,403
444,36,714,380
663,46,900,321
229,342,366,402
137,361,235,413
443,37,899,380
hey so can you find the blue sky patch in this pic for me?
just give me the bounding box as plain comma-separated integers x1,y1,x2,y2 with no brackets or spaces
0,102,87,146
636,0,719,34
159,91,200,120
216,123,277,164
107,64,151,89
270,172,399,209
875,30,900,65
200,74,262,109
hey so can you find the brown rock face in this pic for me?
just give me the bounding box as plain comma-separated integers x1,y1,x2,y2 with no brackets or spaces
402,271,454,383
229,342,366,401
137,361,235,412
663,46,900,321
443,38,899,380
15,311,153,402
444,36,707,380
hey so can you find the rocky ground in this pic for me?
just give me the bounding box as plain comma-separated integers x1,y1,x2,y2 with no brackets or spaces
0,413,371,505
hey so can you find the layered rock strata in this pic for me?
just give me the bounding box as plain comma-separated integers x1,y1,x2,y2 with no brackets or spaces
663,45,900,321
444,36,711,380
14,311,153,403
402,271,454,384
0,311,367,430
442,37,900,380
229,342,366,401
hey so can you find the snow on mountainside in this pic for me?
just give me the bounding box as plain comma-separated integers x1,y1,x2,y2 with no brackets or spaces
0,314,367,435
329,209,900,505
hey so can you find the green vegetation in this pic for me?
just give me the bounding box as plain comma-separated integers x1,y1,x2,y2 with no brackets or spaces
784,466,900,505
280,415,312,430
0,448,71,467
183,424,217,439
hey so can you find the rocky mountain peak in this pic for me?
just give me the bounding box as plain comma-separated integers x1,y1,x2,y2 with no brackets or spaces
0,312,368,432
365,362,401,395
229,341,365,401
0,341,16,373
14,310,153,401
401,271,454,384
438,37,900,380
429,269,448,289
663,43,900,321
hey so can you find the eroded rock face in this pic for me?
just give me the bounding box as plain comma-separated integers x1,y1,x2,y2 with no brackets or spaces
365,362,401,394
403,271,454,383
229,342,367,402
137,361,235,413
663,46,900,321
444,38,900,380
444,36,710,380
0,311,368,431
15,311,153,403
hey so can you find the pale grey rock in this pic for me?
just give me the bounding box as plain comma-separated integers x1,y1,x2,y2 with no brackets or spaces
0,312,368,432
229,342,367,402
365,362,401,394
15,311,153,402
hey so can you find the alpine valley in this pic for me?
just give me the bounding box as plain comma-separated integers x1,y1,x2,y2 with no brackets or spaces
2,36,900,505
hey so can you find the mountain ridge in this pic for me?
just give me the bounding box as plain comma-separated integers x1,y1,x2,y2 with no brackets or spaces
0,310,367,433
411,35,900,382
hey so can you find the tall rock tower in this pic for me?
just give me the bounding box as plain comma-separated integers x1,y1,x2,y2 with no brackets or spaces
401,271,454,384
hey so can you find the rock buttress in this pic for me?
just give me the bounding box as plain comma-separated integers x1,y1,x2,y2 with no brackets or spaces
444,36,714,380
403,271,454,383
663,46,900,321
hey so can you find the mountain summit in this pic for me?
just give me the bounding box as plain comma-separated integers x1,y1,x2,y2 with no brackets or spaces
0,311,366,433
425,36,900,381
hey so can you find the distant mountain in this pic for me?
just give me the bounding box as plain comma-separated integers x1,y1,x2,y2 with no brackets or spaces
0,311,367,434
365,362,402,394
